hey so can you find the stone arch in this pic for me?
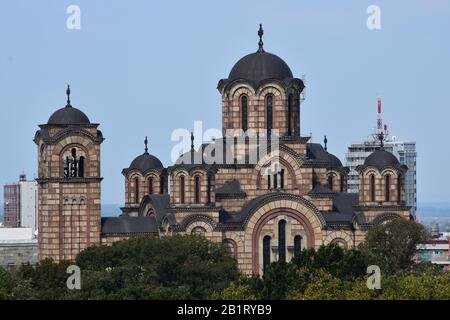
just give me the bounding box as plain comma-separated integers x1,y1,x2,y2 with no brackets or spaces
330,238,348,249
324,231,353,248
381,168,398,177
372,212,401,225
229,83,256,99
243,195,324,274
183,216,216,237
222,238,238,259
255,83,286,100
59,143,90,178
252,145,303,189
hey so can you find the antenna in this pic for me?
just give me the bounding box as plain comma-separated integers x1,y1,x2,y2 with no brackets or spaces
371,97,388,142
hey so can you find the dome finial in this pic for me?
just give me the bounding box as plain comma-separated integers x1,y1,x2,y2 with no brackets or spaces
144,136,148,154
324,135,328,152
66,85,71,108
257,24,264,53
190,132,195,152
378,131,385,150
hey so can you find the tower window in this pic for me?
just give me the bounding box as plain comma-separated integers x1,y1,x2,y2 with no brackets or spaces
263,235,271,273
328,175,333,191
148,177,153,194
370,174,375,202
385,175,391,202
340,175,345,192
280,169,285,189
267,174,271,190
278,220,286,263
207,174,212,204
266,95,273,133
397,174,402,202
194,176,200,204
180,176,185,204
294,235,302,257
134,177,140,203
71,148,78,177
288,94,293,136
241,95,248,132
64,156,70,178
78,156,85,178
160,176,165,194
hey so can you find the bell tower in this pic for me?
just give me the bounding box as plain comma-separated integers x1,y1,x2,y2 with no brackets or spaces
34,86,104,261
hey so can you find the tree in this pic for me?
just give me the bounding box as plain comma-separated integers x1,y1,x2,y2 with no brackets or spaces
259,261,299,299
360,219,429,274
289,269,343,300
292,244,368,280
211,276,257,300
74,235,240,299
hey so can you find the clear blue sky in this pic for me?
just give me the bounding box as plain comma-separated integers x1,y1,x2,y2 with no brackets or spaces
0,0,449,205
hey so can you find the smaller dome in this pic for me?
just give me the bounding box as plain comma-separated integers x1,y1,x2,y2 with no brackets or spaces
228,51,293,84
364,150,399,169
128,152,163,173
47,106,90,125
327,153,343,168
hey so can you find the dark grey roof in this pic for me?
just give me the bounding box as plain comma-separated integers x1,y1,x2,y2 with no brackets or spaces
101,216,158,235
123,152,163,174
215,180,246,197
363,149,400,170
307,143,343,169
322,193,359,225
228,51,293,85
47,106,91,125
219,210,247,224
327,153,343,168
308,184,335,196
138,194,172,224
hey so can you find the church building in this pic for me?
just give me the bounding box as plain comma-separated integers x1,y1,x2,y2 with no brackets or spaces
34,26,412,274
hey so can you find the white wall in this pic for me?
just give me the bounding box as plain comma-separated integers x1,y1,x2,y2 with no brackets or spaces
0,227,33,241
19,180,38,234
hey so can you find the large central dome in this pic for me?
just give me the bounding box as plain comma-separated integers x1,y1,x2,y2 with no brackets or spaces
228,51,293,84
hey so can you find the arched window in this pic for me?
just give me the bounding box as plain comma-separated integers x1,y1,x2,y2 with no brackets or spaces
191,226,206,235
340,175,345,192
241,95,248,132
273,173,278,189
370,174,375,202
330,238,347,249
294,235,302,257
207,174,212,204
78,156,84,178
385,175,391,202
263,235,271,273
397,174,402,202
328,175,333,191
134,177,140,203
64,156,70,178
278,220,286,262
71,148,78,177
287,94,293,136
266,95,273,133
160,176,165,194
148,177,153,194
194,176,200,204
223,239,237,259
280,169,285,189
180,176,185,204
267,175,271,190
